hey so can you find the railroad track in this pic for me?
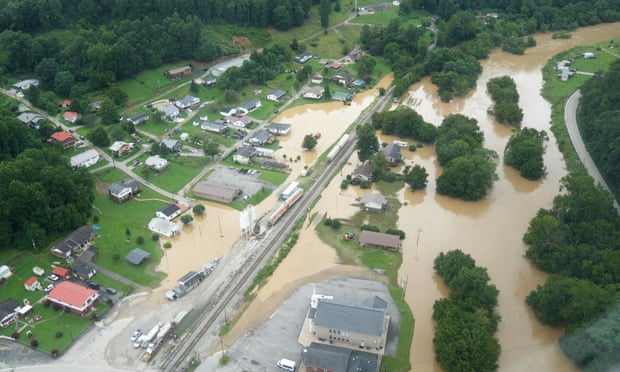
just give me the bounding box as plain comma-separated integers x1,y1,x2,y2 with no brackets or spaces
159,87,394,371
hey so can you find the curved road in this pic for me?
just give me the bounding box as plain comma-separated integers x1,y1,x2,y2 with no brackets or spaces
565,90,620,212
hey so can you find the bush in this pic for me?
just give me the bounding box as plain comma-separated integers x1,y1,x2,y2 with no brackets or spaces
151,233,160,241
350,178,361,185
360,224,380,232
163,242,172,249
55,331,63,339
11,332,19,339
30,339,39,348
52,303,61,311
360,181,371,189
340,180,349,189
408,144,417,152
331,219,342,229
381,172,399,182
193,204,206,215
136,236,145,245
51,349,59,358
385,228,406,239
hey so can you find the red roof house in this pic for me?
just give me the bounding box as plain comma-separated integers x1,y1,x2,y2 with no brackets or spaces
63,111,78,123
50,131,75,150
59,99,72,107
24,276,41,291
46,281,99,315
51,267,71,278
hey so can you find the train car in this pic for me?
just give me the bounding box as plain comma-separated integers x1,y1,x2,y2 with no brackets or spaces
268,189,304,226
326,134,350,162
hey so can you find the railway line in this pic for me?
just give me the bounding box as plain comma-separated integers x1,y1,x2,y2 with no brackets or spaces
159,87,394,371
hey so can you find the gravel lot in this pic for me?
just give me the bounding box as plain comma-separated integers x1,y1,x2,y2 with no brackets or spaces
206,165,278,199
196,277,399,372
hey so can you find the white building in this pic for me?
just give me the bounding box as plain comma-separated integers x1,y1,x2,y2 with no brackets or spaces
70,149,100,168
147,217,180,237
145,155,169,172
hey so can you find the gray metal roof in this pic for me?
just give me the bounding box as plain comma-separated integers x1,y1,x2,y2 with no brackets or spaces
314,300,385,336
303,342,351,372
125,248,151,265
358,230,400,249
238,98,260,110
158,203,180,217
382,143,402,160
250,129,272,143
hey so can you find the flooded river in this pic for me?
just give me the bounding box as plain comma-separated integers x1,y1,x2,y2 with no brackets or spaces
162,23,620,371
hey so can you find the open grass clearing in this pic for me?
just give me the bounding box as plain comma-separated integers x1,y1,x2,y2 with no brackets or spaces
305,29,354,60
350,7,400,25
141,155,210,193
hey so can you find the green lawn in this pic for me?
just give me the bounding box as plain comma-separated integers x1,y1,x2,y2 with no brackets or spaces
118,62,196,105
350,7,400,25
141,155,210,193
91,167,167,287
336,24,364,44
305,29,355,60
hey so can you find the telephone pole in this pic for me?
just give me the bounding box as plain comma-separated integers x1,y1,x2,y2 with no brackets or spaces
402,275,409,299
415,227,422,260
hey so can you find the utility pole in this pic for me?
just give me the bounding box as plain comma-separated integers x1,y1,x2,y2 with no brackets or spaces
415,227,422,260
218,216,223,238
402,275,409,299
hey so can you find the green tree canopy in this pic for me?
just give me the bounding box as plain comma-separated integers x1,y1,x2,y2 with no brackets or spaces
356,123,379,162
504,128,547,180
302,134,318,151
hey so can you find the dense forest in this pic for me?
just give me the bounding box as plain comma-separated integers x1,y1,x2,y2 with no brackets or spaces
433,250,501,371
523,172,620,371
578,59,620,196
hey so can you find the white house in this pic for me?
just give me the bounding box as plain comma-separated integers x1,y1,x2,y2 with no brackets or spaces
156,203,182,221
225,115,252,128
145,155,169,172
175,95,200,109
148,217,180,237
302,86,324,100
158,104,180,120
12,79,39,91
237,99,261,114
0,265,12,280
70,149,100,168
266,89,286,102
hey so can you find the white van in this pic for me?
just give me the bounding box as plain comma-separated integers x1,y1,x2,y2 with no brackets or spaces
276,358,296,371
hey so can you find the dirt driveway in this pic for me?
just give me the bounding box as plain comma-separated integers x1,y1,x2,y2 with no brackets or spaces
206,165,278,199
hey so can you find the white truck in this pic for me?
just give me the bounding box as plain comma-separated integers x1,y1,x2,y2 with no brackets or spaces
276,358,296,371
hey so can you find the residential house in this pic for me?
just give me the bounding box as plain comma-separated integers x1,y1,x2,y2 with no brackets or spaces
89,101,102,112
50,226,94,259
254,147,274,158
147,217,180,237
583,52,595,59
233,145,256,164
156,203,182,221
225,115,252,128
46,281,99,316
161,138,183,153
358,230,401,251
302,86,324,100
266,89,286,102
331,72,355,87
12,79,39,91
0,265,12,280
0,298,19,328
145,155,169,172
63,111,78,123
360,192,388,213
310,299,388,351
267,122,292,136
158,104,180,121
294,52,313,64
59,99,72,108
70,149,100,168
237,98,261,114
381,144,403,166
17,112,44,129
51,267,71,279
219,106,236,116
109,141,134,156
351,164,373,183
164,66,192,79
201,121,229,134
193,182,241,203
71,261,97,281
50,131,75,150
125,248,151,265
302,342,379,372
108,178,141,203
127,112,149,126
175,95,200,110
178,271,206,291
24,276,41,291
311,74,324,84
249,129,273,146
203,76,217,87
332,91,354,102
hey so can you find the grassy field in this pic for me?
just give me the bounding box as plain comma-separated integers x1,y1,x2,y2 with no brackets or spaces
336,24,364,44
91,167,167,287
305,29,355,60
350,7,400,25
118,62,197,105
141,155,210,193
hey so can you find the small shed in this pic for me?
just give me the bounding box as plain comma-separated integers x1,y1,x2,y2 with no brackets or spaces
24,276,41,291
0,265,12,280
583,52,595,59
360,193,388,212
125,248,151,265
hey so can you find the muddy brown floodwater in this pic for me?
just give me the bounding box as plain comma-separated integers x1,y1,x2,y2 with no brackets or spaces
163,23,619,371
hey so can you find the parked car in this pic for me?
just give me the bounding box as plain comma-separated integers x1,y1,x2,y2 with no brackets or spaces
44,284,54,293
130,329,142,342
47,274,59,282
106,287,117,295
87,281,101,290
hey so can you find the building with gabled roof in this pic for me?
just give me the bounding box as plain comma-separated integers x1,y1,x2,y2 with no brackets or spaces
0,298,19,328
72,261,97,281
125,248,151,265
267,122,292,135
156,203,181,221
147,217,180,237
249,129,273,146
303,86,324,100
194,182,241,203
51,267,71,279
63,111,78,123
165,66,192,79
201,121,228,134
50,226,94,259
12,79,39,91
46,281,99,315
233,145,256,165
127,112,149,126
17,112,44,128
145,155,169,172
237,98,261,114
109,141,134,156
358,230,400,251
50,131,75,150
158,104,180,120
108,178,141,203
302,342,379,372
175,95,200,109
360,192,387,213
161,138,183,153
266,89,286,102
70,149,100,168
24,276,41,291
381,144,403,166
294,52,313,64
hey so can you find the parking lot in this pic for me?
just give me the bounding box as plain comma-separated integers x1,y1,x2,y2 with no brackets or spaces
205,165,278,200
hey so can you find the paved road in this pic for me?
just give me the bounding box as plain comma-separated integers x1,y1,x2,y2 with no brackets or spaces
565,90,619,212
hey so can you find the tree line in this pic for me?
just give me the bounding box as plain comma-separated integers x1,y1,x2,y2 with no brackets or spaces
578,58,620,197
523,171,620,371
433,249,501,371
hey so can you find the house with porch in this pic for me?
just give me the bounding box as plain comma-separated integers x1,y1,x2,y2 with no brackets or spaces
201,121,229,134
63,111,79,123
381,144,403,166
233,145,256,164
360,192,388,213
145,155,169,172
108,178,141,203
225,115,252,128
50,226,95,259
127,112,149,126
0,298,19,328
46,281,99,316
267,122,292,136
237,98,261,114
351,164,373,183
302,86,324,100
50,131,75,150
70,149,100,168
109,141,134,156
72,261,97,281
249,129,273,146
266,89,286,102
331,72,356,87
17,112,44,128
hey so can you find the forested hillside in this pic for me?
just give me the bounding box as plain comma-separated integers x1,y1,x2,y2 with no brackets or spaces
578,59,620,196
